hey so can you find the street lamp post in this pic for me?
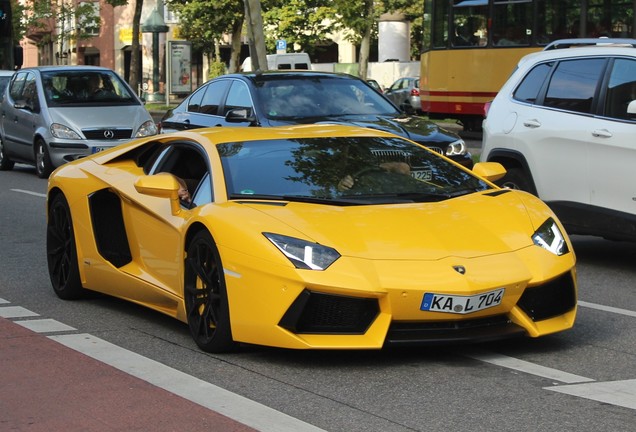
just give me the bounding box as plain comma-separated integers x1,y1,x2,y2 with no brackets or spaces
141,8,169,102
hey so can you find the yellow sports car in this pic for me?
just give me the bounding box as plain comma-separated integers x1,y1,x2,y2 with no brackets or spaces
46,125,577,352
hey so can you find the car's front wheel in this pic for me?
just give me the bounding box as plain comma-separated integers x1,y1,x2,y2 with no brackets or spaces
47,194,83,299
35,138,54,178
497,167,537,195
184,230,235,353
0,137,15,171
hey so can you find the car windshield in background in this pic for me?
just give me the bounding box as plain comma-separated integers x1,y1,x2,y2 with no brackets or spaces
220,136,489,204
41,71,138,106
254,76,400,119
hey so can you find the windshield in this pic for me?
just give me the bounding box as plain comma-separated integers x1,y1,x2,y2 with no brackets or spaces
254,76,400,119
42,70,139,107
219,136,489,205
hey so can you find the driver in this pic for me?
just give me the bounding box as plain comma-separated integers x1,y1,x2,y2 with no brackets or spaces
337,161,411,191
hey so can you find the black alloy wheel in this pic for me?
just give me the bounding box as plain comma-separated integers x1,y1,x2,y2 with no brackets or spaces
47,194,83,299
184,230,235,352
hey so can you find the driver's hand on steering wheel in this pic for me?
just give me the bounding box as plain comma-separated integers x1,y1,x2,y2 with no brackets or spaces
337,162,410,191
337,175,355,191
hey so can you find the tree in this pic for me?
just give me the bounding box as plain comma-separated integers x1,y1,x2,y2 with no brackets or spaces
332,0,377,79
19,0,101,64
165,0,244,73
105,0,142,91
261,0,336,56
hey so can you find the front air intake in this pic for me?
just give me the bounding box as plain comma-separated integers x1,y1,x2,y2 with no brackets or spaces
279,290,379,334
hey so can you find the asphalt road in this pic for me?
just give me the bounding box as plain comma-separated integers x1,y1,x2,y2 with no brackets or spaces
1,163,635,432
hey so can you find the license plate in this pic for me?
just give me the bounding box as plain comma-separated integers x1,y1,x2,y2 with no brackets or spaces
420,288,504,314
91,146,109,154
410,170,432,181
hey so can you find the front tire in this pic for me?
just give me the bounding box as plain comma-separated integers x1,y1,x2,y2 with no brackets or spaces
184,231,235,353
47,194,83,299
0,137,15,171
35,138,54,179
497,167,537,195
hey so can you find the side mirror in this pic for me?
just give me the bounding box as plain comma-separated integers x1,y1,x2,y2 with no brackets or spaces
627,100,636,115
472,162,506,183
134,173,181,215
226,107,257,124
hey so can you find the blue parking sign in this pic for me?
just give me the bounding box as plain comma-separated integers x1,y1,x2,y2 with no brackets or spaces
276,39,287,52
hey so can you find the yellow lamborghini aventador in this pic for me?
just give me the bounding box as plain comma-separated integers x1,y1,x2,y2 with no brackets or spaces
46,125,577,352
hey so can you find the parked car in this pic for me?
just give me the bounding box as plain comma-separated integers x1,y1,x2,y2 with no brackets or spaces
384,76,421,113
47,124,576,353
482,38,636,241
0,66,157,178
366,79,383,93
160,71,472,168
0,70,14,99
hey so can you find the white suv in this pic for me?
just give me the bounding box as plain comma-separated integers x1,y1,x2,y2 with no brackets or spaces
481,38,636,241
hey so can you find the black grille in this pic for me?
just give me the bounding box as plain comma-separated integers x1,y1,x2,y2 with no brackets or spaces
279,290,379,334
83,129,133,140
517,272,576,321
385,315,526,346
426,146,444,155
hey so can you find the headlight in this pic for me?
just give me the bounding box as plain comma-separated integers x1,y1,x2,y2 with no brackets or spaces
264,233,340,270
532,218,569,256
50,123,81,140
445,139,466,156
136,120,158,137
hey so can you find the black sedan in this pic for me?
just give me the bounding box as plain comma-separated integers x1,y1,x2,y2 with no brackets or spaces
160,71,472,167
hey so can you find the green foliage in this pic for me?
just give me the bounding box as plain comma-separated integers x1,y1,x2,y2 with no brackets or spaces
208,61,227,79
261,0,336,55
164,0,244,55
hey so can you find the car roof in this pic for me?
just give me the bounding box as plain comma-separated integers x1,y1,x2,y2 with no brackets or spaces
518,38,636,68
223,70,362,81
17,65,116,74
0,70,15,77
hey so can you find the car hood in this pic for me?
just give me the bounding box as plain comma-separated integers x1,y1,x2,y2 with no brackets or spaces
48,105,152,131
239,190,538,261
265,114,457,146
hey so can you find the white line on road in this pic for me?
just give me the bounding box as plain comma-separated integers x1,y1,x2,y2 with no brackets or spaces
578,301,636,318
464,348,595,384
10,189,47,198
50,333,327,432
546,379,636,410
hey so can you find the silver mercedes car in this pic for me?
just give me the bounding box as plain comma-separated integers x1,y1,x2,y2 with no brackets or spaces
0,66,157,178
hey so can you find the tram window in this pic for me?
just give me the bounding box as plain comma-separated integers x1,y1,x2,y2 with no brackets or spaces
543,59,605,114
492,1,532,46
452,1,487,47
513,63,552,104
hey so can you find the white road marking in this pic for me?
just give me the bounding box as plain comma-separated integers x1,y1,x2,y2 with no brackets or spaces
16,318,77,333
464,348,595,384
10,189,47,198
578,300,636,318
0,297,9,304
546,380,636,410
0,306,39,318
50,333,327,432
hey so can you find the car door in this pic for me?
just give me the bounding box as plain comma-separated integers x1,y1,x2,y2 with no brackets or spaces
165,80,231,131
588,57,636,219
385,79,406,105
120,143,212,300
1,71,37,160
512,57,607,205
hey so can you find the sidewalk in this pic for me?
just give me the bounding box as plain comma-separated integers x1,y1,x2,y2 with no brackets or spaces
0,317,256,432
